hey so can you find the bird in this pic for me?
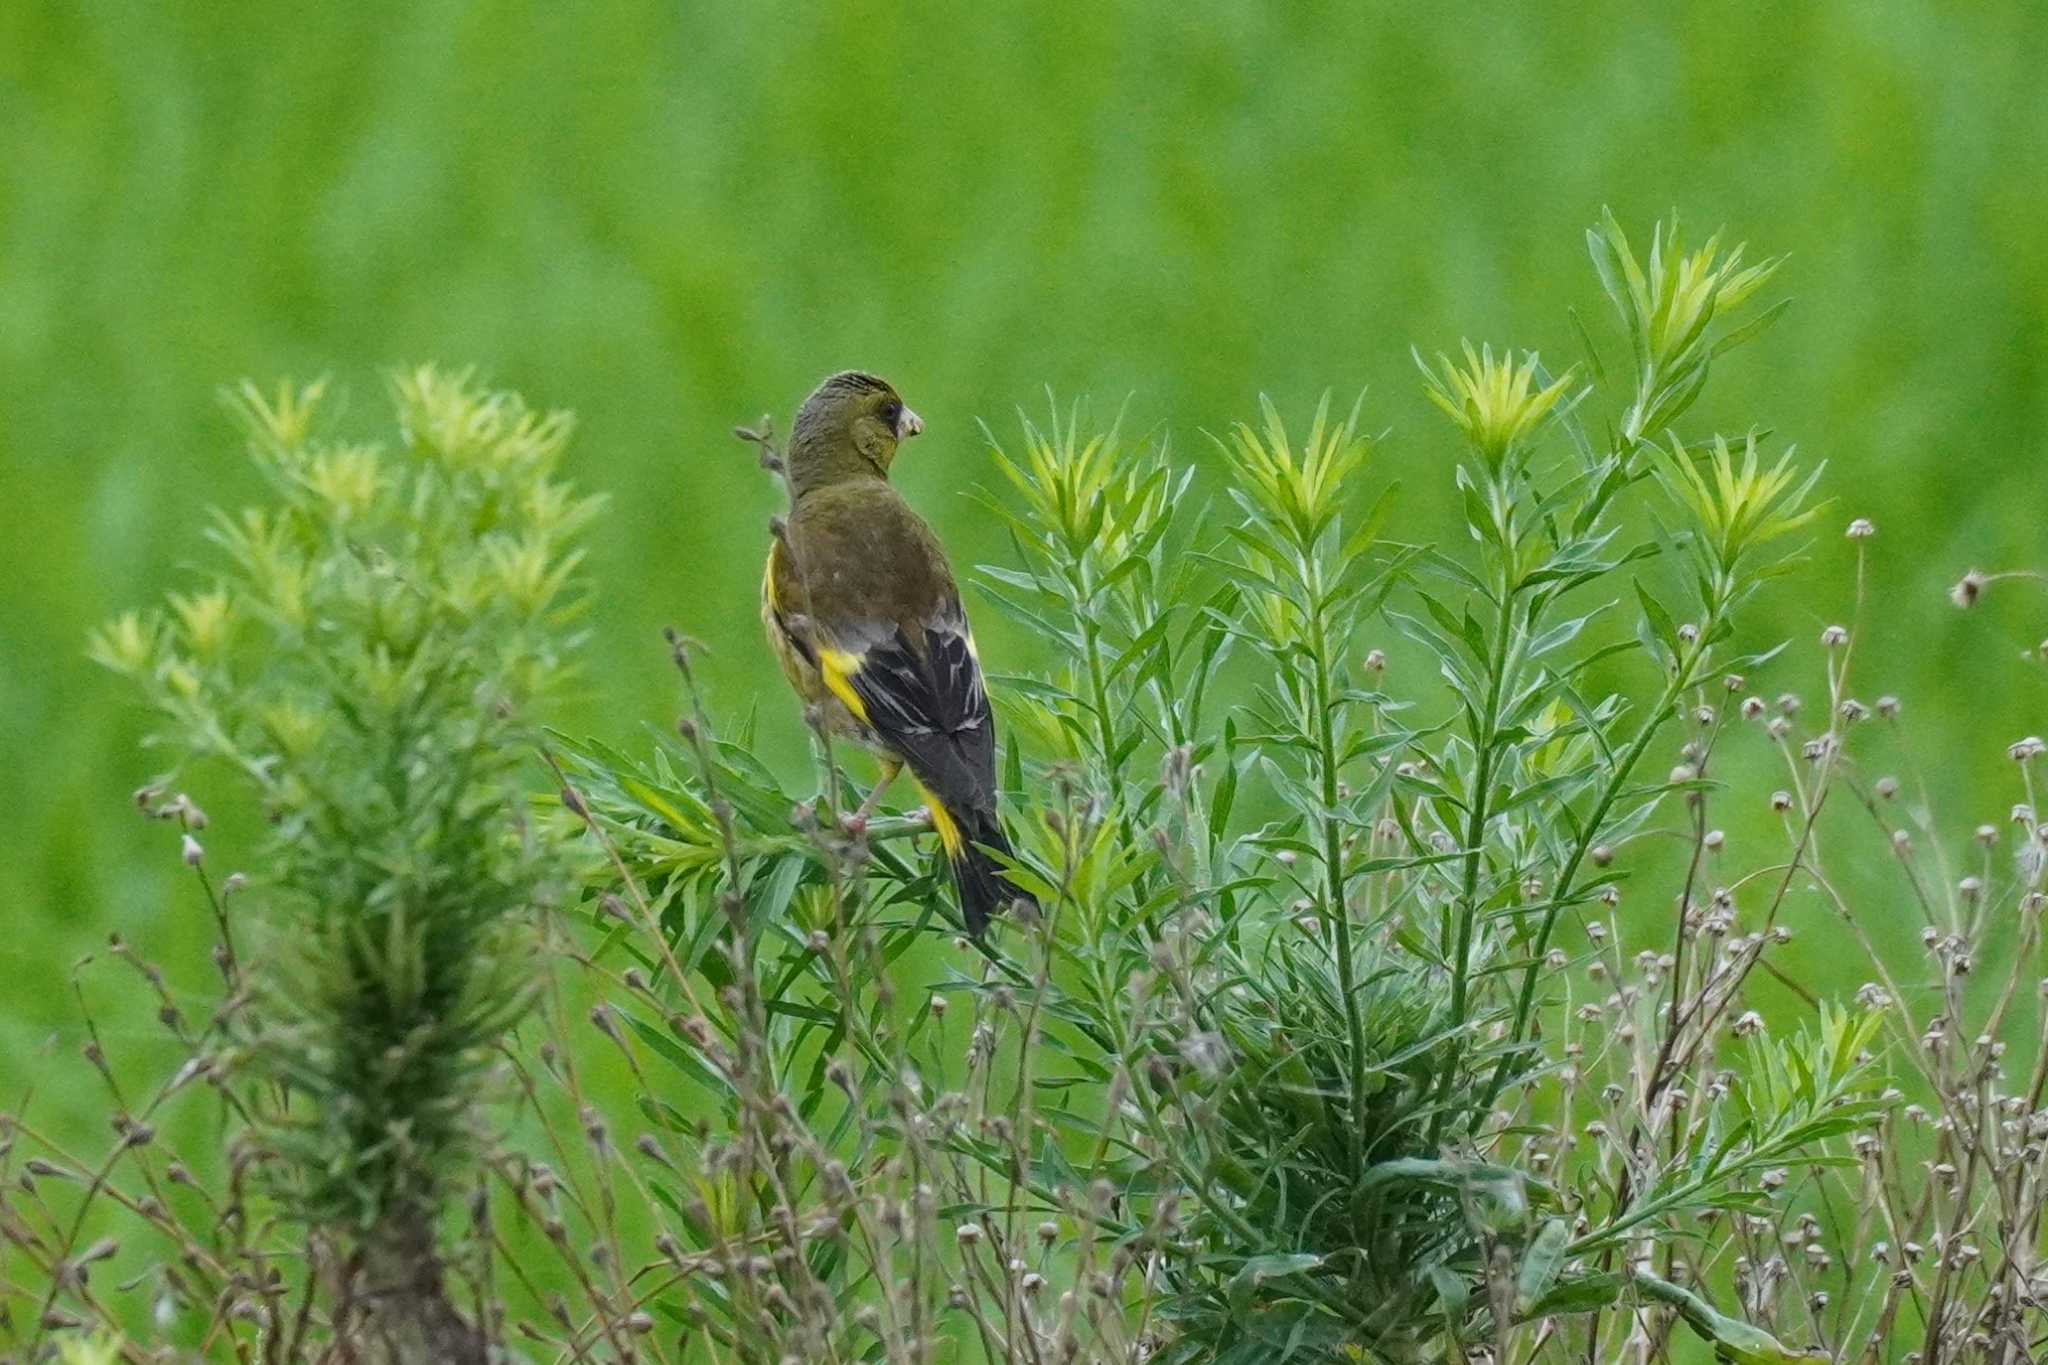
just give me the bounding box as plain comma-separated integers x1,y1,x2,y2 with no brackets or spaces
760,370,1031,936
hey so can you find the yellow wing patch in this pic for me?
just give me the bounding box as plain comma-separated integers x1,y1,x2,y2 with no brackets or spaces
914,779,965,857
762,541,794,613
766,542,871,724
817,647,870,725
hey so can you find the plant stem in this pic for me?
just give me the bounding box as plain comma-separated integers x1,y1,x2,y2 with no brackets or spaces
1076,568,1128,815
1481,618,1715,1114
1432,542,1519,1144
1306,567,1369,1165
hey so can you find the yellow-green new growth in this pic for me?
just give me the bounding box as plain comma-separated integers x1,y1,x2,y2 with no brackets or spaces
1417,342,1573,473
1221,393,1376,646
988,396,1149,564
1651,432,1827,588
1225,391,1373,550
51,1330,125,1365
1591,209,1782,371
1588,210,1788,445
85,609,159,677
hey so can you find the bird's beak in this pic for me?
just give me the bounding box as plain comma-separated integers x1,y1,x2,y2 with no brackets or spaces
896,406,924,439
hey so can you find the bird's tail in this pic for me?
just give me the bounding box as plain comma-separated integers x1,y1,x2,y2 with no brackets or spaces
911,774,1033,936
948,818,1032,938
921,792,1031,937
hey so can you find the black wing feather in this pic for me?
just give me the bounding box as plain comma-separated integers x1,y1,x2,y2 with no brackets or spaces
844,621,995,818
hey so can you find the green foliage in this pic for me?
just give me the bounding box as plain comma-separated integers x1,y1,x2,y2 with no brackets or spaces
13,38,2048,1351
550,214,1895,1363
1586,210,1784,446
1418,343,1575,475
1650,432,1827,602
23,207,2048,1363
89,367,596,1228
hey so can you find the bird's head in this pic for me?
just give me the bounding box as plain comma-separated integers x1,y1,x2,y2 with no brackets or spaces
787,371,923,495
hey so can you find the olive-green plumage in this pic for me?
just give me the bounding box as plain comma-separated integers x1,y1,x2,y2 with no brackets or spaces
761,371,1028,936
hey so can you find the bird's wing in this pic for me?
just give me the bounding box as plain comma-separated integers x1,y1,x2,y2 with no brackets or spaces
814,603,997,849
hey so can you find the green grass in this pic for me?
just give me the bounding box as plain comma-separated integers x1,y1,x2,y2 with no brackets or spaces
5,0,2047,1183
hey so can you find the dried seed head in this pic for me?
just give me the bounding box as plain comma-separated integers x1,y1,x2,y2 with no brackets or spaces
1951,570,1986,608
1770,789,1794,812
1703,829,1724,852
1846,517,1875,539
956,1222,982,1246
2011,736,2046,763
180,834,204,867
1362,648,1387,673
1876,695,1900,718
1877,776,1900,800
1820,624,1848,648
1741,696,1766,720
1977,823,1999,845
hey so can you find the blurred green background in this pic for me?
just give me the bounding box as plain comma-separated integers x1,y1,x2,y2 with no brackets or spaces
5,0,2047,1147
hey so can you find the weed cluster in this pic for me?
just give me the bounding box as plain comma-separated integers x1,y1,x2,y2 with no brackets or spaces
10,218,2046,1364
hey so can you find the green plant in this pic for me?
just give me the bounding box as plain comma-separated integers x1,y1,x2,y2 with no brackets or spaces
16,215,2046,1365
75,367,596,1361
524,213,1893,1364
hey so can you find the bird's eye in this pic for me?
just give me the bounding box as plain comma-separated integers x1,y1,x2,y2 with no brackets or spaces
878,400,902,428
